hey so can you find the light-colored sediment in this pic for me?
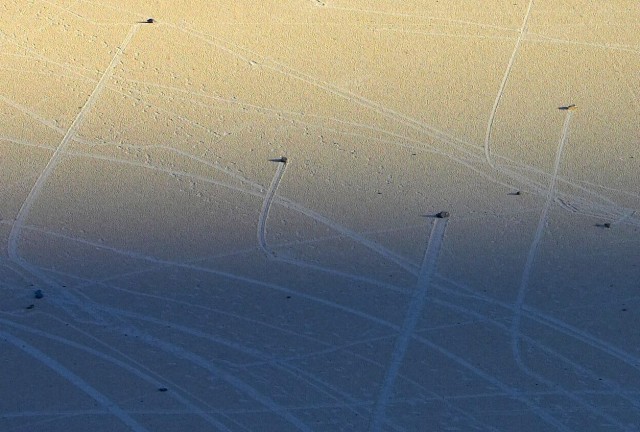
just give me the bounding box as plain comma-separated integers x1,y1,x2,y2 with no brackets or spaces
1,1,639,431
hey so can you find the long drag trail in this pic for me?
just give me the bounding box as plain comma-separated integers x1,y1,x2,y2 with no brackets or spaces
484,0,535,168
368,217,449,432
7,24,140,266
511,110,573,363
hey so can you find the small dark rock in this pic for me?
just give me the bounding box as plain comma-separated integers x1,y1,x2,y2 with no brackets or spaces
436,211,450,219
34,290,44,299
603,223,611,228
509,191,521,196
158,387,168,392
146,18,155,23
269,156,288,163
26,304,35,310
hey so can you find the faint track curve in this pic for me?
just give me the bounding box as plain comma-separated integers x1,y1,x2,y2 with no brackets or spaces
369,218,448,432
0,319,236,431
7,24,140,266
484,0,535,168
0,330,151,432
258,159,288,257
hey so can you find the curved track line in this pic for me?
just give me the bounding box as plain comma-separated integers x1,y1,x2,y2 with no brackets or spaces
7,24,139,265
175,25,475,154
369,218,448,432
484,0,535,168
429,297,637,430
18,250,568,430
26,218,624,429
15,44,625,231
96,269,640,419
0,330,150,432
64,149,419,273
257,160,413,295
436,274,640,374
93,304,407,431
526,32,640,55
29,217,415,296
7,148,636,428
33,257,634,430
411,334,572,431
174,23,639,228
0,319,234,432
121,327,313,432
39,262,555,431
258,159,287,257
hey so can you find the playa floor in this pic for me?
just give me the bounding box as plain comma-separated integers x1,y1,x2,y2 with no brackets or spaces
1,1,639,430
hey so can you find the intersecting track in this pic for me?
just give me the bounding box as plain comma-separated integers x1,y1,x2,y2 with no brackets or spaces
12,231,579,431
171,22,639,230
499,111,635,431
484,0,535,169
0,330,151,432
511,110,573,366
3,78,636,432
0,318,236,431
2,2,640,431
5,214,636,430
239,143,636,430
7,23,140,266
2,23,154,431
